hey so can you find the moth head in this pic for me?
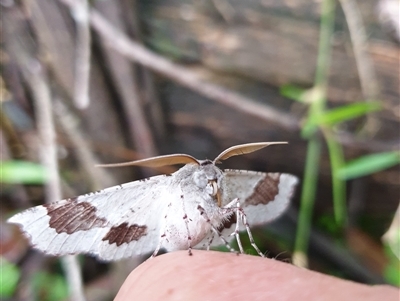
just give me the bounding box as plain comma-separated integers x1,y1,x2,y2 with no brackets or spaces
192,160,223,206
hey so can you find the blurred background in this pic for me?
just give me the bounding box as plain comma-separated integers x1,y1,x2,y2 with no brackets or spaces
1,0,399,300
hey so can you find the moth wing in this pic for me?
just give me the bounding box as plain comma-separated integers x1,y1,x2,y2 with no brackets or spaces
222,170,298,223
8,175,172,261
200,170,298,247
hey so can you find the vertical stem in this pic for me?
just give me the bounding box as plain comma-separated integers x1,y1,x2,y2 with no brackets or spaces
323,128,347,227
338,0,379,100
338,0,380,135
313,0,336,107
293,0,336,267
293,137,322,267
71,0,91,109
28,60,86,301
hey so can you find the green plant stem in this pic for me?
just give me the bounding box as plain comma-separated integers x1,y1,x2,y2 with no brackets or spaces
294,137,322,262
314,0,336,91
293,0,336,266
323,128,347,227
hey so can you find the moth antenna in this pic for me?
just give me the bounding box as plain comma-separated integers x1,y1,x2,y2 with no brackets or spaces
97,154,200,168
213,142,288,163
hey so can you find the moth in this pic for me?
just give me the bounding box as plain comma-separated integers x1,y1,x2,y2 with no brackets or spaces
8,142,298,261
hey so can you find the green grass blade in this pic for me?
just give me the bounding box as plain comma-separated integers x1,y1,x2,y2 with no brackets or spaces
323,128,347,227
294,137,322,266
317,102,381,125
338,151,400,180
303,102,381,132
0,160,48,184
280,84,308,102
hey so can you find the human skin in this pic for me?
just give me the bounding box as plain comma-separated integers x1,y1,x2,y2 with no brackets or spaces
115,250,399,301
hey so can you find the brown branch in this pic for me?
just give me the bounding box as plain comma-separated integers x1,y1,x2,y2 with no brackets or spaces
339,0,380,98
94,0,157,158
121,0,166,140
338,0,381,134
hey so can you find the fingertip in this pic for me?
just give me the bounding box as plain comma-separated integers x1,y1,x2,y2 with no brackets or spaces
115,250,399,301
115,250,271,300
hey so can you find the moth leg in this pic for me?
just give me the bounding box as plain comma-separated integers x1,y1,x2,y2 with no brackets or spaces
197,205,237,254
151,239,163,258
207,233,215,251
230,199,245,254
237,206,265,258
224,198,239,209
183,215,193,256
151,207,171,259
181,196,193,256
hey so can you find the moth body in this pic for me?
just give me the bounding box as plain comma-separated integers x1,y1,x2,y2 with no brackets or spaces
160,162,230,251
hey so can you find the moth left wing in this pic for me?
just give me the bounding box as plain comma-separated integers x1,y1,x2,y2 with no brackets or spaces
8,175,173,261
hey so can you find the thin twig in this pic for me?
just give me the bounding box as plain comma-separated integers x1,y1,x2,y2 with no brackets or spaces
339,0,380,100
293,0,337,268
53,98,115,189
212,0,236,22
121,0,166,140
26,59,86,301
94,0,157,158
338,0,381,134
70,0,91,109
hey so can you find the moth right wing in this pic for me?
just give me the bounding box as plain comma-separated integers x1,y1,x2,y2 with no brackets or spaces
8,175,173,261
199,170,298,248
221,170,298,225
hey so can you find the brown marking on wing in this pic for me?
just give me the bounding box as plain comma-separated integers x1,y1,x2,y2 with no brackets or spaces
102,223,147,246
246,173,280,205
44,198,108,234
217,214,237,232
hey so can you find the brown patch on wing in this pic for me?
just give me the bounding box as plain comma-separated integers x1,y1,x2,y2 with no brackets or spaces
102,223,147,246
217,214,237,232
246,173,280,205
44,198,108,234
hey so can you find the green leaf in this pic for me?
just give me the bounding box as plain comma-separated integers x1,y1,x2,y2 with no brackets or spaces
383,246,400,286
324,129,346,227
0,160,48,184
305,102,381,130
280,84,308,102
338,152,400,180
280,84,325,105
317,102,381,125
33,271,69,301
301,102,380,138
0,257,20,298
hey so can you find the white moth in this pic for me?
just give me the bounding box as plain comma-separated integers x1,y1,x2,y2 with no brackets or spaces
8,142,298,261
